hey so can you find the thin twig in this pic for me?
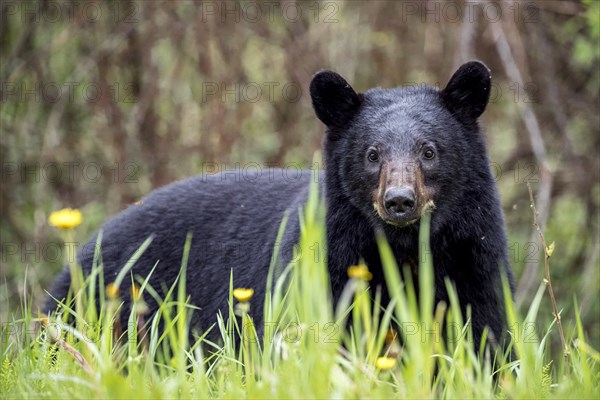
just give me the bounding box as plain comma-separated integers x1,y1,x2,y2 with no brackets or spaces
57,339,95,375
455,6,476,70
527,183,569,371
487,6,555,304
42,316,94,375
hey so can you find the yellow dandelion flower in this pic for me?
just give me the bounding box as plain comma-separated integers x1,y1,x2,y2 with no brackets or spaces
39,313,49,327
130,285,149,313
233,288,254,302
347,264,372,281
376,356,397,370
131,284,142,301
49,208,82,230
106,282,120,299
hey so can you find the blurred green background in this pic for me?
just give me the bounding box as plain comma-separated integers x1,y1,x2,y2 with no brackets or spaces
1,1,598,354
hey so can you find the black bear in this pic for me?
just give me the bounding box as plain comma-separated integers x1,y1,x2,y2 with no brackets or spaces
45,61,514,348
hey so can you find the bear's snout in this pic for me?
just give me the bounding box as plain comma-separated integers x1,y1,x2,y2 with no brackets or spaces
383,187,418,225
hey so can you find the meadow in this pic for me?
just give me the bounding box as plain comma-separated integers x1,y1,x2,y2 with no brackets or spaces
1,180,598,399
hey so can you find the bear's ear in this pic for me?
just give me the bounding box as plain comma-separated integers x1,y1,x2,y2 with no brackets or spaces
440,61,491,123
310,70,362,128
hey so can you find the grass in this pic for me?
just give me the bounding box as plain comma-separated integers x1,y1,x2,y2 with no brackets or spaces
1,178,599,399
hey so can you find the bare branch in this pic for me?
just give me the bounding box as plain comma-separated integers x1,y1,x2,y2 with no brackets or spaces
487,4,555,304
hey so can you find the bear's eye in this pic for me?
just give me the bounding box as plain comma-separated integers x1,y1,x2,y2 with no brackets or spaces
423,149,435,160
367,149,380,163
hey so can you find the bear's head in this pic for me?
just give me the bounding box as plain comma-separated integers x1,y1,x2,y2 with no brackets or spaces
310,61,493,232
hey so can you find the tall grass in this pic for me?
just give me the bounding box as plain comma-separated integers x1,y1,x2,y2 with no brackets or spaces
1,181,598,398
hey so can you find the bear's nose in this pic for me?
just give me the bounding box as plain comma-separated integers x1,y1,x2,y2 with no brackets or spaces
384,187,416,216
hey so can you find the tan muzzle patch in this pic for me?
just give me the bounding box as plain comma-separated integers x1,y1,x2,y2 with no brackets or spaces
373,161,435,224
